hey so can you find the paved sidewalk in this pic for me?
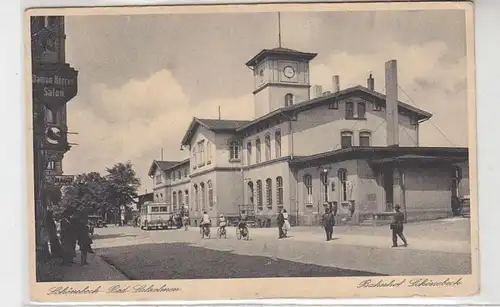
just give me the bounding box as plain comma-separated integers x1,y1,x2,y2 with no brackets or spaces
40,251,128,282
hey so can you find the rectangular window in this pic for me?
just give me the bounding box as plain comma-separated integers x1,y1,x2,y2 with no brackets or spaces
373,103,381,111
229,141,240,160
357,102,366,118
341,132,353,148
151,207,159,213
160,206,168,212
328,100,339,110
155,174,162,184
359,132,371,147
345,101,354,119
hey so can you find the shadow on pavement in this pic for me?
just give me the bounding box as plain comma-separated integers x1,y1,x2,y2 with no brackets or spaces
97,242,386,280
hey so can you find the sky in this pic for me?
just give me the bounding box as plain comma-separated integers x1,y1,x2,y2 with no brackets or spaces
62,8,469,193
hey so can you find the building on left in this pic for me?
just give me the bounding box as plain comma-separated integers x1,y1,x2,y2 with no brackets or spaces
31,16,78,280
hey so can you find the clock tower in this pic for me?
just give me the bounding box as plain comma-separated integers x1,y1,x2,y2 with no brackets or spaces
245,47,317,119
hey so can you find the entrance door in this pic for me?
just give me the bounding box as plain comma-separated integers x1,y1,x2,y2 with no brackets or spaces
383,170,394,212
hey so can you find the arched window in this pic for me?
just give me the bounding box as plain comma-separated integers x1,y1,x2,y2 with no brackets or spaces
200,182,206,209
172,192,177,211
194,184,199,211
184,190,189,208
178,190,183,208
266,178,273,209
256,138,262,163
341,131,353,148
304,174,313,205
247,181,254,205
359,131,371,147
285,93,294,107
207,180,214,208
229,140,240,161
247,141,252,165
275,130,282,158
256,180,263,210
338,169,348,202
276,176,283,209
265,134,271,161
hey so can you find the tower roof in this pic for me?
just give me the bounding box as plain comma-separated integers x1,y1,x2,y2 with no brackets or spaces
245,47,317,68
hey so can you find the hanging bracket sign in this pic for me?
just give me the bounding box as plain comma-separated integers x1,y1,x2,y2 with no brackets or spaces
32,63,78,111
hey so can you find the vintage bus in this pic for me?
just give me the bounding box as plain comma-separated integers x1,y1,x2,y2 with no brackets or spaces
139,202,174,230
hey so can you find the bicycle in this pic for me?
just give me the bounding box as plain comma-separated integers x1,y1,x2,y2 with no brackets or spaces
217,226,227,239
236,225,250,240
201,224,211,239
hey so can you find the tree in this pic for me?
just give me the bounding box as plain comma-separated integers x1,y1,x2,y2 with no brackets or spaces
104,161,141,225
58,161,141,225
58,171,108,216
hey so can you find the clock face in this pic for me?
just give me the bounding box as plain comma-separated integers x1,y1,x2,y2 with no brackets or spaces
283,66,295,79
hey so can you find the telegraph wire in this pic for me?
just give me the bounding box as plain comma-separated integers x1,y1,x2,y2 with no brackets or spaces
398,85,456,147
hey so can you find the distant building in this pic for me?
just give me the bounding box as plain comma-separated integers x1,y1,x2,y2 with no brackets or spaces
150,46,470,227
136,192,154,211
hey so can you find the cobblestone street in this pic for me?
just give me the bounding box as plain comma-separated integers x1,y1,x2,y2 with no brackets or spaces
63,218,474,281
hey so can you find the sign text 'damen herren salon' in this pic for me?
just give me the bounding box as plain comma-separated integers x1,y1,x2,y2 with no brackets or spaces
32,63,78,111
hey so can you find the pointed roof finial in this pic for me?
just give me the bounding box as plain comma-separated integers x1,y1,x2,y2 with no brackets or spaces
278,12,282,48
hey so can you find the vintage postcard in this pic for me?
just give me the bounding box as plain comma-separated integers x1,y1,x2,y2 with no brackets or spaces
25,1,478,303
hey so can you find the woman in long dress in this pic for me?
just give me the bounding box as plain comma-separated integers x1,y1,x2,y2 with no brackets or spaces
282,209,291,236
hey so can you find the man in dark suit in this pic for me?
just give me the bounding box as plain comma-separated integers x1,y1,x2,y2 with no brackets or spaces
390,205,408,247
322,207,335,241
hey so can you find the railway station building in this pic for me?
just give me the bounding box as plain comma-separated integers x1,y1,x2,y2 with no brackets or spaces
148,46,470,227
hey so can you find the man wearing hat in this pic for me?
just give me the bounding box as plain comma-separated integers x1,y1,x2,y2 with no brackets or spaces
390,205,408,247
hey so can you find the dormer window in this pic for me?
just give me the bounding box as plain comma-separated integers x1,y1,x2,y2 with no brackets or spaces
284,93,294,107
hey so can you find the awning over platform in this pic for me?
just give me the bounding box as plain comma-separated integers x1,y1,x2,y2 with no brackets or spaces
370,154,466,164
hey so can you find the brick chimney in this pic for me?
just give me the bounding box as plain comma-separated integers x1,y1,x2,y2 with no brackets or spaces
367,73,375,91
332,75,340,92
313,85,323,98
385,60,399,147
